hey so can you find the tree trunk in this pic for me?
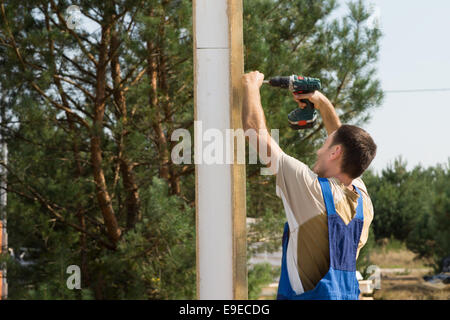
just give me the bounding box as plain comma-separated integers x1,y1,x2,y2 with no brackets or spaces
120,160,141,229
157,8,180,196
91,22,121,245
110,25,142,230
146,11,169,181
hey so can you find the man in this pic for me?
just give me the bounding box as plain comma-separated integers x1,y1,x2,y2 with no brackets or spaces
242,71,377,300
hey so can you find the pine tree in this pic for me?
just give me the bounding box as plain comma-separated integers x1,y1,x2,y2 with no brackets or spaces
0,0,384,299
1,0,195,299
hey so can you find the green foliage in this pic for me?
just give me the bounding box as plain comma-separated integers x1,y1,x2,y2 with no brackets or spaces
364,157,450,271
95,177,196,299
6,176,195,299
248,263,279,300
365,157,434,241
2,0,195,299
407,161,450,271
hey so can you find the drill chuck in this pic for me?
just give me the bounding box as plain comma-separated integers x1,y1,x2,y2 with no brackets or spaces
267,76,291,89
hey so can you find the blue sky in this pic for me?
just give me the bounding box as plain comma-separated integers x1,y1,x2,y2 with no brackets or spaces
336,0,450,174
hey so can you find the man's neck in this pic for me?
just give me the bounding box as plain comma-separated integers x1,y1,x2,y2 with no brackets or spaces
334,174,354,191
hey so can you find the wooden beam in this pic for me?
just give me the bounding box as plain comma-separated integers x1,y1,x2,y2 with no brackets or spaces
228,0,247,300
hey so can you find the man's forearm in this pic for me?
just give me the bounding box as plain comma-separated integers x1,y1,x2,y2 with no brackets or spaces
241,77,283,175
242,85,268,131
318,97,341,135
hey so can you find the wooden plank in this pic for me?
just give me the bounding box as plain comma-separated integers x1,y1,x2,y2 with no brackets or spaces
227,0,247,300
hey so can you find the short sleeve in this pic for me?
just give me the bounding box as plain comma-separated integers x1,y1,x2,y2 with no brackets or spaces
275,152,324,230
353,177,375,258
352,177,368,195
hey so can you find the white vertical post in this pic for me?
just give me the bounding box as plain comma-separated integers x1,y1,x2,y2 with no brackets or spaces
193,0,247,300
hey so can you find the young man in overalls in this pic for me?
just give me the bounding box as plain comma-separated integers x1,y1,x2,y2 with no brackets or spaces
242,71,377,300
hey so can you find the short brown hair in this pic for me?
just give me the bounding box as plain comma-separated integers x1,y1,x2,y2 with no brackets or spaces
329,125,377,179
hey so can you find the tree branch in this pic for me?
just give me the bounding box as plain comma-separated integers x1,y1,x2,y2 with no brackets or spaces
49,0,99,67
0,162,115,250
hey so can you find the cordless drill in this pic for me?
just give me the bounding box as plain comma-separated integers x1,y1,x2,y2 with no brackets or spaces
263,75,322,130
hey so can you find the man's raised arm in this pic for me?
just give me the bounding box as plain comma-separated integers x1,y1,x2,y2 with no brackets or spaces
293,91,341,136
241,71,282,174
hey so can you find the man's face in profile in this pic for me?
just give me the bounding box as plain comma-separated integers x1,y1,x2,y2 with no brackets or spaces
313,132,336,178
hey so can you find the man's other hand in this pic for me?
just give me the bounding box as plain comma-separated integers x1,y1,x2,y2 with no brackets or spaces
292,91,329,110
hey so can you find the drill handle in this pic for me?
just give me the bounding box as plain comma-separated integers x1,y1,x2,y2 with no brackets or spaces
300,98,315,111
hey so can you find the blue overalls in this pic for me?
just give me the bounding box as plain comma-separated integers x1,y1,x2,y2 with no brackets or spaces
277,177,364,300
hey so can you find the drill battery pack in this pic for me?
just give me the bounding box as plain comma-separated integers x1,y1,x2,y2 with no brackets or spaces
288,104,317,130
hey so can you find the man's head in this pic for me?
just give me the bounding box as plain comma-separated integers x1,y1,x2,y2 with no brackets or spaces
313,125,377,180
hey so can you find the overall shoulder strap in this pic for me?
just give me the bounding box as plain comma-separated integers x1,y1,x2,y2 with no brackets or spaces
353,186,364,221
318,177,336,216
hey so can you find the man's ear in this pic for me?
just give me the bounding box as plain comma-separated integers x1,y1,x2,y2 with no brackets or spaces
330,144,342,160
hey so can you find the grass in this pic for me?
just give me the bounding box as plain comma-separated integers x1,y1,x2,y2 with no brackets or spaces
367,238,449,300
394,269,411,276
369,238,431,269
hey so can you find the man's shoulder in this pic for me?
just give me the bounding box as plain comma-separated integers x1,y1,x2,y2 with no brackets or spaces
277,151,317,177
